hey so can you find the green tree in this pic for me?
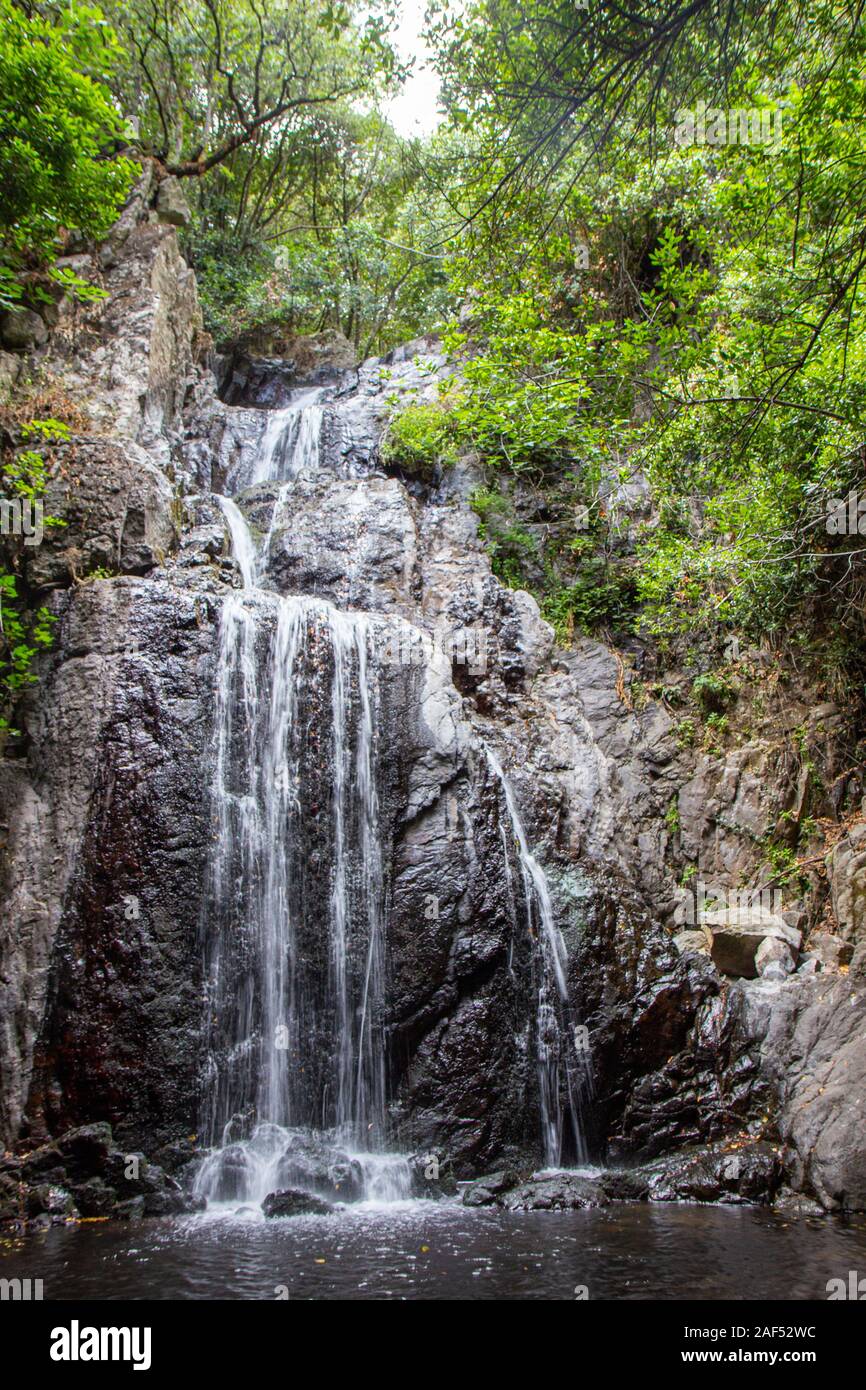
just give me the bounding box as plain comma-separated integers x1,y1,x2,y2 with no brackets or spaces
0,0,135,307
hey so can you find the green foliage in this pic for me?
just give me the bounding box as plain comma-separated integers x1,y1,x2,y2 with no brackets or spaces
0,418,66,738
0,0,135,304
97,0,450,354
380,401,458,477
417,0,866,683
675,718,696,749
466,485,537,588
691,672,737,716
541,561,636,641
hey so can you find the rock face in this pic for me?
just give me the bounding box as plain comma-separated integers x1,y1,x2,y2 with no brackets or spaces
0,1122,201,1228
704,908,801,979
1,179,865,1220
155,176,192,228
1,307,48,351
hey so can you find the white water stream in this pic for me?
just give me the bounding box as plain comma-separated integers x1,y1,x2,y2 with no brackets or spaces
197,389,589,1211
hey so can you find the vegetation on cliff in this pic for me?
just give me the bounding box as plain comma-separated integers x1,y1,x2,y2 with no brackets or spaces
1,0,865,760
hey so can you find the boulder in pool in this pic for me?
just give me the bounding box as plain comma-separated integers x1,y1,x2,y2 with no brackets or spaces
261,1188,333,1217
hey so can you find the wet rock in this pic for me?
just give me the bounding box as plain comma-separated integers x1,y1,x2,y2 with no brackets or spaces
461,1170,518,1207
57,1123,114,1179
262,1188,334,1217
6,576,216,1153
598,1168,650,1202
220,333,357,403
1,1123,202,1223
18,1141,65,1182
632,1139,782,1205
26,1183,76,1221
407,1149,458,1198
774,1189,826,1217
275,1132,365,1203
142,1186,191,1217
256,473,419,610
3,180,864,1215
500,1172,610,1211
0,1170,21,1222
115,1197,146,1221
67,1177,115,1218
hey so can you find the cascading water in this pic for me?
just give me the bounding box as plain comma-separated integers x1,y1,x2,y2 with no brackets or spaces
251,387,324,485
214,496,257,590
196,392,411,1209
195,384,590,1212
484,747,590,1167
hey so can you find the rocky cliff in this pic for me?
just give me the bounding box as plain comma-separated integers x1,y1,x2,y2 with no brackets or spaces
1,173,864,1218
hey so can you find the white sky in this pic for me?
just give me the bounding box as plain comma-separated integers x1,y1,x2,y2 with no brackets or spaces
386,1,443,138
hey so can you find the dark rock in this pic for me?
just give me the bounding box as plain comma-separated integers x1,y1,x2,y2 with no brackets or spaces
1,307,48,350
407,1149,459,1199
0,1171,22,1223
68,1177,115,1218
599,1168,651,1201
115,1196,146,1221
273,1131,365,1203
461,1169,518,1207
25,1183,76,1220
142,1187,190,1217
57,1123,114,1179
3,182,865,1221
261,1188,333,1217
19,1142,66,1182
24,438,177,589
500,1172,610,1211
632,1139,782,1205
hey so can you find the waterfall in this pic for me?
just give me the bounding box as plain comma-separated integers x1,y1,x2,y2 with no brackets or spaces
215,496,257,590
199,384,588,1211
250,387,324,486
484,747,589,1167
198,391,406,1209
196,589,396,1204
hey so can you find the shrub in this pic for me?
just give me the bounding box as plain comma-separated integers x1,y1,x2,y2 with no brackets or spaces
380,402,459,477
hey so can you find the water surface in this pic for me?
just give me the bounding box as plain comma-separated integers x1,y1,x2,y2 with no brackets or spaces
3,1202,864,1300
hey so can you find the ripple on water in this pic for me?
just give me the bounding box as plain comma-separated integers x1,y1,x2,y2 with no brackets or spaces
3,1202,866,1300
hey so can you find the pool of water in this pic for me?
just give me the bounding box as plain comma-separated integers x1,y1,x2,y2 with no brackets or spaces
3,1200,866,1300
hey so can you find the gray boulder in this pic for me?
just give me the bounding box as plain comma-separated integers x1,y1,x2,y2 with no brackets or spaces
1,307,47,350
500,1172,610,1211
262,1188,333,1217
705,907,801,978
155,176,192,228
